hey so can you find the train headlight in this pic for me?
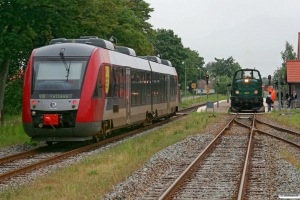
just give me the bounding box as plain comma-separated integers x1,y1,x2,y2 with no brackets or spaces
254,90,258,94
31,111,36,116
244,79,249,83
235,90,239,94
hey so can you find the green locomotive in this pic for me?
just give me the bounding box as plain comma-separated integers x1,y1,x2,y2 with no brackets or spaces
229,69,264,112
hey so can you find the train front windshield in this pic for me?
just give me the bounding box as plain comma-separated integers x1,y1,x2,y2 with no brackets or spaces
234,70,261,80
31,58,88,99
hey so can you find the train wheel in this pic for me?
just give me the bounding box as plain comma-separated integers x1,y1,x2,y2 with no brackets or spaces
142,120,147,127
93,135,100,143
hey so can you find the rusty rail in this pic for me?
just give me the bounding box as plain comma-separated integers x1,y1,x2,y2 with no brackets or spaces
158,114,237,200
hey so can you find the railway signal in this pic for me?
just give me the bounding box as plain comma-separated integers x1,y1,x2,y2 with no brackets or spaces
268,75,271,85
205,74,209,85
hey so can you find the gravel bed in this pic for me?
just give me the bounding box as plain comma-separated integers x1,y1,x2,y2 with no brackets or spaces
103,115,300,199
102,116,230,199
0,121,175,192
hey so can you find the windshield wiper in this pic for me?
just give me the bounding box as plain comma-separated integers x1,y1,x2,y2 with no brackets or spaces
59,48,71,81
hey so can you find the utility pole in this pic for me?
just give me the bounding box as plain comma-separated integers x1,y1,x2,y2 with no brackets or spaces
278,75,281,111
184,62,186,100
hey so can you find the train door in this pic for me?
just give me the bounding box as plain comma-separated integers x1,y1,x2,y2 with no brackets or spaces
126,68,131,124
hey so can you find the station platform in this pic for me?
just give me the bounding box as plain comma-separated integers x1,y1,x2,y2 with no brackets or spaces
196,99,285,113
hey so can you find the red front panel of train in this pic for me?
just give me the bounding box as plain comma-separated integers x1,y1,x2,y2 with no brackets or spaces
76,48,110,122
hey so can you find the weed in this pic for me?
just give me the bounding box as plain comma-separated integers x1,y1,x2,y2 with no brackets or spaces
88,170,99,176
43,186,53,191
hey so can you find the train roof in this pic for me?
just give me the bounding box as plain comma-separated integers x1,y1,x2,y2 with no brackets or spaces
34,43,96,57
237,68,260,72
109,51,177,76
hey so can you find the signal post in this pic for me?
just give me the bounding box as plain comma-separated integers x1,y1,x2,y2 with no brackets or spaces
205,74,209,100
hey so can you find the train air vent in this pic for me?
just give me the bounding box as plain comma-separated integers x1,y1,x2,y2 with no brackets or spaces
161,59,172,66
138,56,161,64
49,37,115,50
79,36,98,39
116,46,136,56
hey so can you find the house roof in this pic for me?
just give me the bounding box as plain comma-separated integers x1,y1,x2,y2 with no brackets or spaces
286,60,300,83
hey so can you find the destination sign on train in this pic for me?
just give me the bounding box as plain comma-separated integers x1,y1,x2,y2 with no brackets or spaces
38,94,73,99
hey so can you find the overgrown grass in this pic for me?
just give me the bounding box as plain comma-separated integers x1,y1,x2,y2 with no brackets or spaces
264,109,300,130
280,150,300,170
0,112,223,200
0,116,31,148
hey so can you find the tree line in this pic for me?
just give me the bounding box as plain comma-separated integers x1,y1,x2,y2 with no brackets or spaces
0,0,297,115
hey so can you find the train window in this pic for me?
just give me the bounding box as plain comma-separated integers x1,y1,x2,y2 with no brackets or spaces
92,67,102,98
141,71,146,104
131,69,136,106
113,67,119,98
119,68,124,98
146,71,151,96
252,71,260,79
243,71,252,78
234,71,242,79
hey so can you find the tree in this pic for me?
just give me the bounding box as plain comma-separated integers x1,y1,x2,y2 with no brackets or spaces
151,29,204,92
0,0,156,114
205,57,241,79
212,75,231,95
275,41,297,81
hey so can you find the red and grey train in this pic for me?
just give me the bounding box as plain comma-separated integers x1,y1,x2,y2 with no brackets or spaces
22,36,178,143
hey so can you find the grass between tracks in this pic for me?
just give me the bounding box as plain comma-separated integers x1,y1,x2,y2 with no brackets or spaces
0,111,222,200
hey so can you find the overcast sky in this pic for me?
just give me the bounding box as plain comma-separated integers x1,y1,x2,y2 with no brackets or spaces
145,0,300,78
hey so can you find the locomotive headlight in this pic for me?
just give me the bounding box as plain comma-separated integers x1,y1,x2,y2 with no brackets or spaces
235,90,239,94
31,111,36,116
254,90,258,94
244,79,249,83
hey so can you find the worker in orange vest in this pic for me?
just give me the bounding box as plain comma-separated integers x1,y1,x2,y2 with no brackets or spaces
267,86,276,108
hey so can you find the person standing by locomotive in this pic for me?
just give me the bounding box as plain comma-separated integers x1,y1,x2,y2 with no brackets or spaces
266,92,273,112
291,90,297,109
270,87,276,108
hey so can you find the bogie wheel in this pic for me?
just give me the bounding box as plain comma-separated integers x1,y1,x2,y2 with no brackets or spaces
93,135,100,143
143,120,148,127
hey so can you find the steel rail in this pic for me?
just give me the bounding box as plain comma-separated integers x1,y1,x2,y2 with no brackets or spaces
0,112,189,182
158,114,237,200
0,147,49,165
237,114,255,200
256,129,300,148
256,118,300,136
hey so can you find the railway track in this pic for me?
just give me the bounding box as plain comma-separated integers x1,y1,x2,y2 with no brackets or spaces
137,113,300,199
151,114,252,199
0,105,202,184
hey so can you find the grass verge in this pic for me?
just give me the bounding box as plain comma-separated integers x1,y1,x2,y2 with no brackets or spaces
0,112,223,200
179,94,227,108
0,116,31,148
280,150,300,170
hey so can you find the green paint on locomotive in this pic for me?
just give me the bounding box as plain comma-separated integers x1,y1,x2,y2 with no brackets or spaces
229,69,264,112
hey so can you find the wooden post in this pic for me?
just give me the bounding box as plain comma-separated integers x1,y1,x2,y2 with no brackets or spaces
0,110,3,125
